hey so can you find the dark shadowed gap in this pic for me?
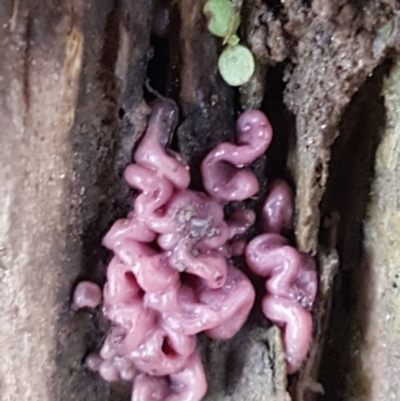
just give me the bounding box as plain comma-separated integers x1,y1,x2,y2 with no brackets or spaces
146,1,184,156
163,3,183,156
262,64,294,181
146,36,170,97
317,62,389,401
251,63,296,245
146,0,174,96
262,0,284,16
146,0,180,100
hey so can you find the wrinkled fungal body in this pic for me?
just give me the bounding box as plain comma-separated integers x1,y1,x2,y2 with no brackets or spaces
75,100,278,400
73,100,317,399
245,180,317,373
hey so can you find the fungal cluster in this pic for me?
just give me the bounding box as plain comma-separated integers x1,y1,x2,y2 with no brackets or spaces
73,99,317,400
246,180,317,373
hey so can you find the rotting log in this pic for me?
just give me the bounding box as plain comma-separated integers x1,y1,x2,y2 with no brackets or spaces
1,0,400,400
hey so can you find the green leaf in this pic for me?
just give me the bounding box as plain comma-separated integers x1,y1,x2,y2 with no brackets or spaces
218,44,255,87
203,0,235,39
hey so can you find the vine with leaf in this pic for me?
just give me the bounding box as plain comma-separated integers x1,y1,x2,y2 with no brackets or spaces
203,0,255,87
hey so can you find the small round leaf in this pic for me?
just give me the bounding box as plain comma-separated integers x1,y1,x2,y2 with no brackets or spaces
203,0,234,38
218,44,255,87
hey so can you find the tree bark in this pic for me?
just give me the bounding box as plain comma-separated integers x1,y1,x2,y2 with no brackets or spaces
359,61,400,401
0,0,151,400
1,0,400,400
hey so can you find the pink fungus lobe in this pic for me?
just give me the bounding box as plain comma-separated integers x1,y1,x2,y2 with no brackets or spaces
73,100,275,400
71,281,102,311
245,180,317,373
131,353,207,401
261,178,294,235
201,109,273,202
134,99,190,190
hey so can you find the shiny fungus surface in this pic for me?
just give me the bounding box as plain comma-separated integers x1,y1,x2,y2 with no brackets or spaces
72,100,275,400
245,180,317,373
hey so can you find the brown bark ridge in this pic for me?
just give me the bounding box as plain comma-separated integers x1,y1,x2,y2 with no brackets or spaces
0,0,151,400
0,1,88,399
359,61,400,401
282,0,400,255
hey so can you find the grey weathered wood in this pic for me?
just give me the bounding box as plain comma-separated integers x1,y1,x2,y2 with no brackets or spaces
353,61,400,401
0,1,92,399
0,0,152,399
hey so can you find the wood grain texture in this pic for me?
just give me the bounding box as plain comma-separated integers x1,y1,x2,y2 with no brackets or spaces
0,1,88,399
0,0,152,399
359,62,400,401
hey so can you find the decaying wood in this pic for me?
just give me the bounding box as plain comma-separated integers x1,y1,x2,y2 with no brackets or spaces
312,61,390,401
291,246,339,401
174,0,235,185
283,0,400,255
347,61,400,401
201,326,290,401
0,1,91,399
1,0,400,400
0,0,151,400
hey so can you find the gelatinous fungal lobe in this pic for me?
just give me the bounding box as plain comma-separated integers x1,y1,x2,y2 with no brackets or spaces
245,180,317,373
131,354,207,401
201,109,273,202
261,179,294,235
73,100,276,401
71,280,102,311
200,108,273,256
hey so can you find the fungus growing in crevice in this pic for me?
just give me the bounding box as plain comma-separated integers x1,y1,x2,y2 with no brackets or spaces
71,280,102,311
73,99,275,400
245,180,318,373
73,99,318,399
201,109,272,202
